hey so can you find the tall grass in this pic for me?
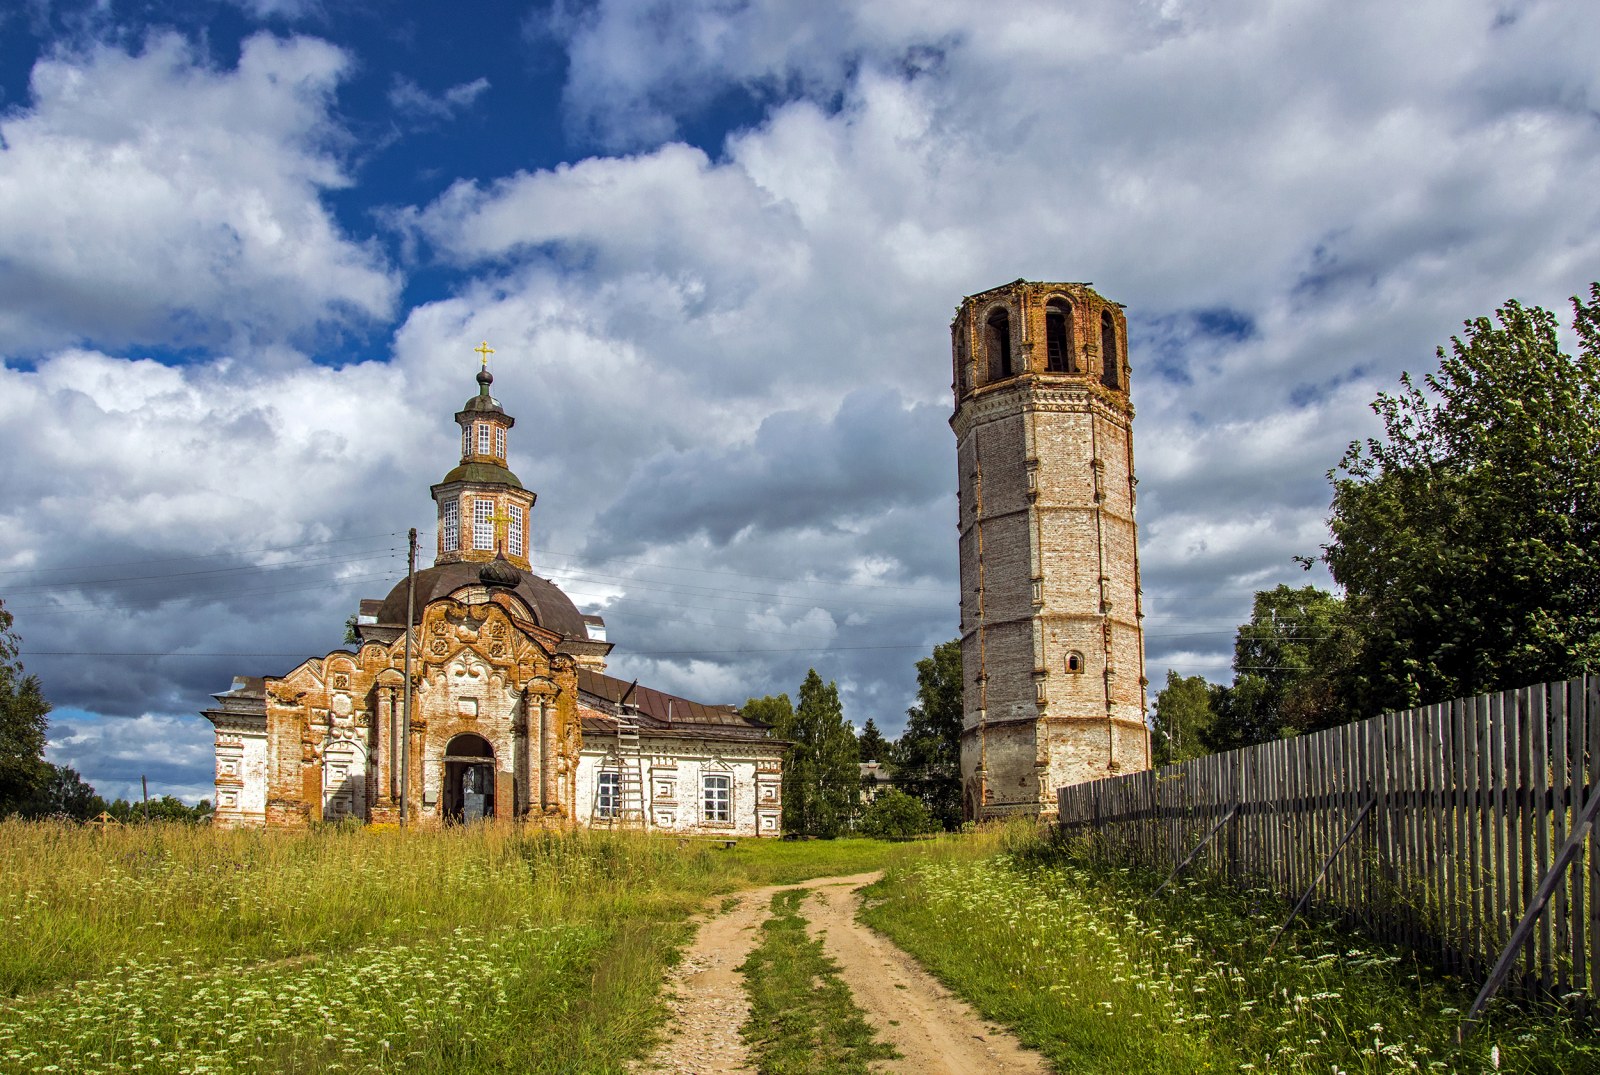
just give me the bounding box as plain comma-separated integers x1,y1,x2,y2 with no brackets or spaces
862,822,1600,1075
0,820,903,1073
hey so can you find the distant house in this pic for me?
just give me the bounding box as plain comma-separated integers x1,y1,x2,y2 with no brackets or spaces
859,761,897,805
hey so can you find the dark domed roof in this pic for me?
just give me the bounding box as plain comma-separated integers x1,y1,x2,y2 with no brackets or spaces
479,554,521,589
436,461,523,488
373,561,588,638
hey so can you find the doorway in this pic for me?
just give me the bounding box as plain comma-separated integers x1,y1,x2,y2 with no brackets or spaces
442,733,496,822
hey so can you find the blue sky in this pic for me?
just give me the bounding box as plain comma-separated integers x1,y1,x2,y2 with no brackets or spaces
2,0,1598,804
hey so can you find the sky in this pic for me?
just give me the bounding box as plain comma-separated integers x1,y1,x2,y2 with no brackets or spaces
2,0,1598,805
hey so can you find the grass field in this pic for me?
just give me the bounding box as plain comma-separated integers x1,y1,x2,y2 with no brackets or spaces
0,820,906,1074
863,824,1600,1075
6,819,1598,1074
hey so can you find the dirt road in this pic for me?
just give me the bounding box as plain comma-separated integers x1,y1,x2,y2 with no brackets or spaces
634,871,1052,1075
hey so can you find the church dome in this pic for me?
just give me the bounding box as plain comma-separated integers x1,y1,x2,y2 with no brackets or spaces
372,561,588,638
479,554,522,589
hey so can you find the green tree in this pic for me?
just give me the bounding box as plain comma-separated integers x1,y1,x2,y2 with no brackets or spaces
105,795,213,823
751,676,859,837
19,764,107,820
1324,285,1600,712
892,639,963,831
856,718,890,763
1203,585,1360,751
1149,670,1219,765
0,599,51,816
858,788,935,840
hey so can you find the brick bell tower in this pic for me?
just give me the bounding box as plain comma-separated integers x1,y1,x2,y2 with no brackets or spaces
950,280,1150,820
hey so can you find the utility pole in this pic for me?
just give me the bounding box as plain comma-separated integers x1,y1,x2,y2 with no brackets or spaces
400,527,416,828
141,775,149,820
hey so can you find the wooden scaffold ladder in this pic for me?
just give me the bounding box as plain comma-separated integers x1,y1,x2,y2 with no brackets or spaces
593,681,648,829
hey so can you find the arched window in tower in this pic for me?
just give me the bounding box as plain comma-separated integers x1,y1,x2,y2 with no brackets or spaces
1100,311,1120,389
442,499,460,552
473,499,494,550
985,308,1013,380
476,423,492,456
1045,301,1074,372
461,425,470,459
494,426,505,459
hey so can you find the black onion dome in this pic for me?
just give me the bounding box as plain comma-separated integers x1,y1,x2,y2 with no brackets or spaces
373,562,588,637
479,554,521,589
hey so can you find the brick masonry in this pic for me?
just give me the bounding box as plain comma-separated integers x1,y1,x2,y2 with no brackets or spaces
950,281,1150,819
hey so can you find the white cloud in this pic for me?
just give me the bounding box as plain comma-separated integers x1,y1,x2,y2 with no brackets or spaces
388,75,491,123
0,32,398,353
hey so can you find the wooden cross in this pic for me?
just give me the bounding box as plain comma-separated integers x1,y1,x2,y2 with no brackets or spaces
474,340,495,367
487,508,515,554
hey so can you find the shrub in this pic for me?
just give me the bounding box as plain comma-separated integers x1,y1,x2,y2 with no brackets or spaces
858,788,936,840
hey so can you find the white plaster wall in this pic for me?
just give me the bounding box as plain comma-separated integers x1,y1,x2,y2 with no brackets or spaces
213,728,268,828
576,738,782,837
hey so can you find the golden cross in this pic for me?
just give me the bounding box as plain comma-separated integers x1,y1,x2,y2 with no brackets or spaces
474,340,495,367
487,508,515,554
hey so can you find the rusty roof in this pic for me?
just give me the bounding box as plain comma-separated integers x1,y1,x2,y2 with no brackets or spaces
577,668,775,734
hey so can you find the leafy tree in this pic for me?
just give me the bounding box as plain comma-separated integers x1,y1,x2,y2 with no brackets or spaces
858,788,935,840
1324,285,1600,712
0,598,51,816
19,764,107,820
856,718,890,763
1203,585,1360,751
751,674,859,837
105,795,213,823
893,639,963,831
1150,671,1219,765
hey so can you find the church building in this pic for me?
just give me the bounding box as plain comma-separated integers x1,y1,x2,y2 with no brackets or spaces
201,350,785,836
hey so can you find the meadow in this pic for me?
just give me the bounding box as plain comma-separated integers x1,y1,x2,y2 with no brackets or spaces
0,820,902,1074
3,819,1596,1074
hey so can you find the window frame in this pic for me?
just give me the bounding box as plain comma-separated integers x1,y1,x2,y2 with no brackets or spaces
477,423,491,455
508,504,524,558
442,499,460,552
702,773,732,823
472,499,494,550
596,772,621,819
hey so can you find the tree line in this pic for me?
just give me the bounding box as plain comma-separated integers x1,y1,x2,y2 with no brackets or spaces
1155,284,1600,761
744,638,964,839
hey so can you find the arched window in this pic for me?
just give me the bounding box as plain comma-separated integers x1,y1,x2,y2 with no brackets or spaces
1100,311,1120,389
1066,651,1085,674
1045,301,1074,372
985,308,1013,381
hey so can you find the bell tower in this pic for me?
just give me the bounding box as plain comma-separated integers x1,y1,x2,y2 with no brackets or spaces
431,343,538,573
950,280,1150,820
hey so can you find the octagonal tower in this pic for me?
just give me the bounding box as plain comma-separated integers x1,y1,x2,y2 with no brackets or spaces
950,279,1150,820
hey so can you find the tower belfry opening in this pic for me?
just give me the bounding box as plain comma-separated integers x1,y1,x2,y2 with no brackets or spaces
949,280,1150,820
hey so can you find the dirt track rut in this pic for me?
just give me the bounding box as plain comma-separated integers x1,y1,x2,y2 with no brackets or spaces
634,871,1052,1074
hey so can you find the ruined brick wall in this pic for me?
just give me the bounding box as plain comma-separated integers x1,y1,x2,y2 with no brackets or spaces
951,281,1150,820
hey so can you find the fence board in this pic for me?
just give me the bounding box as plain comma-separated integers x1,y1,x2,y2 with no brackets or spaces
1057,676,1600,1015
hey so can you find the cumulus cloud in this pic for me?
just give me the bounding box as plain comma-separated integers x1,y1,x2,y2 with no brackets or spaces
7,1,1600,801
0,32,398,354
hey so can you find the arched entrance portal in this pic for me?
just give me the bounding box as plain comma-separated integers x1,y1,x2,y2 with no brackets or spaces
442,733,496,822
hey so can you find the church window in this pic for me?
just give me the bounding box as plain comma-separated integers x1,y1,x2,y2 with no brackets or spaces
596,772,620,819
477,423,491,455
1101,312,1120,389
986,308,1013,380
1067,651,1085,674
702,774,731,823
473,500,494,550
461,425,470,458
1046,301,1074,372
442,499,460,552
494,426,505,458
508,504,524,558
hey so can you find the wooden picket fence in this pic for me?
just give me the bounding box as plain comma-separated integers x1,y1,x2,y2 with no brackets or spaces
1058,676,1600,1014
